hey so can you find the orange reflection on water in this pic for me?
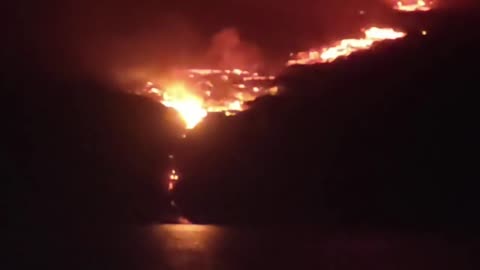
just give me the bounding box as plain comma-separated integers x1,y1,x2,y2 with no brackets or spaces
153,225,226,264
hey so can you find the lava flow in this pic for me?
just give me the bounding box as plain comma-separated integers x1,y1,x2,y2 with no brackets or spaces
136,1,433,130
394,0,434,12
168,169,180,191
141,69,277,129
287,27,407,66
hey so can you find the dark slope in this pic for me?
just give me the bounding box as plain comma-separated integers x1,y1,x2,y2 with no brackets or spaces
4,75,183,225
174,12,479,229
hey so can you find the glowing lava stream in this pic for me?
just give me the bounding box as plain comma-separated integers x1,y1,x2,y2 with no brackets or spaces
287,27,407,66
394,0,433,12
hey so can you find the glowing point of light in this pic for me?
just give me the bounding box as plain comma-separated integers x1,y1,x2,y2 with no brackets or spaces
269,86,279,95
150,87,161,95
233,69,242,75
421,30,428,36
168,169,180,191
253,87,260,93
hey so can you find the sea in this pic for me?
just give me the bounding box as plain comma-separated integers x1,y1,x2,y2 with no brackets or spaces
11,224,474,269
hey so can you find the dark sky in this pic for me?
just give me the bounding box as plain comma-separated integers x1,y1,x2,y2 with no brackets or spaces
2,0,473,83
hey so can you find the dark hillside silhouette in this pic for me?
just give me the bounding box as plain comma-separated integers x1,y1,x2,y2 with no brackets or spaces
174,12,479,229
4,75,183,225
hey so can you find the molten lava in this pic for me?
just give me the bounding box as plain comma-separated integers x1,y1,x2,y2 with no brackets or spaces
168,169,180,191
141,69,276,129
139,27,409,128
394,0,433,12
287,27,406,66
159,83,208,129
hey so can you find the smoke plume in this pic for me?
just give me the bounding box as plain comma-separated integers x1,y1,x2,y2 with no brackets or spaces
206,28,263,70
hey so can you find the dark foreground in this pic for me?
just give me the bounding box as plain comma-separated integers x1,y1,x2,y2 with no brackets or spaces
9,225,476,270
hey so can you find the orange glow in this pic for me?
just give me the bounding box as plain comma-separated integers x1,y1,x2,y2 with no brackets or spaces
136,3,423,129
140,68,275,129
394,0,433,12
228,100,243,111
160,83,208,129
177,216,192,224
287,27,406,66
168,169,180,191
269,86,279,96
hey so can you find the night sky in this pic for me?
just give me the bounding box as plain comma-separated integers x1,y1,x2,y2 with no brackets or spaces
2,0,472,84
2,0,474,81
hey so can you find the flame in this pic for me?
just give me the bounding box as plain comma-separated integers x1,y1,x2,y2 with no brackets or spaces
141,69,275,129
287,27,406,66
160,83,208,129
394,0,433,12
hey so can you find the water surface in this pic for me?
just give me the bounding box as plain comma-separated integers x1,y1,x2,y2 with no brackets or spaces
15,224,473,270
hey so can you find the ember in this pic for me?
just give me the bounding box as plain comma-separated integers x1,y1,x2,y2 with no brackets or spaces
168,169,180,191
